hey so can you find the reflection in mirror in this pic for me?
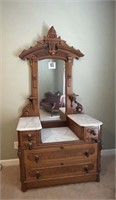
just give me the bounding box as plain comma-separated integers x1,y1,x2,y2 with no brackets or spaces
38,59,65,121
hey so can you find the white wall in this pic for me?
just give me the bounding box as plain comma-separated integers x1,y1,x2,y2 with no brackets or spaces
114,7,116,186
1,0,115,159
0,1,2,158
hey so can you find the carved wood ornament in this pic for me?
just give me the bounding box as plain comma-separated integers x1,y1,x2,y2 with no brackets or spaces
19,26,84,117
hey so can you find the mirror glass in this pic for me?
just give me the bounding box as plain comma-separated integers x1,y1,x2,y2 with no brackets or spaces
38,59,65,121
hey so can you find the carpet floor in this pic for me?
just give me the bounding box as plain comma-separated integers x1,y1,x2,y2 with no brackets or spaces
0,155,115,200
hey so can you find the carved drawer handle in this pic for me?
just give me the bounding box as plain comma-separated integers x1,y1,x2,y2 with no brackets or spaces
87,129,97,136
92,138,98,143
35,171,40,179
84,150,90,157
90,130,96,136
28,134,32,141
35,155,39,163
84,165,89,173
28,142,33,150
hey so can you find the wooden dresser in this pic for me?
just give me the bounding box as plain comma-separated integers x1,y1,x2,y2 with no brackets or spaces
17,26,103,191
17,115,102,192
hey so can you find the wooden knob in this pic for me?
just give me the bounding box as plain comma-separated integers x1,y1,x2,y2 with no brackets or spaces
28,134,32,141
35,155,39,163
92,138,98,143
84,150,89,157
84,165,89,173
36,171,40,179
90,130,96,136
28,142,33,150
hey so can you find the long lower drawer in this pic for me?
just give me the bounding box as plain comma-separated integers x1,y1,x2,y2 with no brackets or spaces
25,161,97,181
23,143,98,166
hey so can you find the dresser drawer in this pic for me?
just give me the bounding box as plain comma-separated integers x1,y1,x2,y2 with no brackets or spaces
25,162,97,181
84,126,101,142
18,130,41,149
24,143,97,165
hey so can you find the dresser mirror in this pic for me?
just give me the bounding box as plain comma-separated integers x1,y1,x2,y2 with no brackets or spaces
38,59,65,121
19,26,84,121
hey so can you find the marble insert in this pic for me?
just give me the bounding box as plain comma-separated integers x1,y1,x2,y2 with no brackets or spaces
68,114,103,127
16,117,42,131
41,127,79,143
59,107,66,113
40,116,61,121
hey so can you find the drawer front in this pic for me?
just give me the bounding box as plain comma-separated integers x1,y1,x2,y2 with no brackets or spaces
24,143,97,165
84,126,101,142
18,131,41,149
25,162,97,181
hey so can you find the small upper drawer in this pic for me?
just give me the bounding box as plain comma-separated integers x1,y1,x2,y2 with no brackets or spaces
22,131,37,141
18,130,41,149
84,126,102,142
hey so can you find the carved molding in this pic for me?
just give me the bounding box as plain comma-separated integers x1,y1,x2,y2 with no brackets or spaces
21,103,33,117
19,26,84,61
21,102,38,117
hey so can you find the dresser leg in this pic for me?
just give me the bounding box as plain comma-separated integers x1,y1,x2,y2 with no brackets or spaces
96,174,100,182
21,183,27,192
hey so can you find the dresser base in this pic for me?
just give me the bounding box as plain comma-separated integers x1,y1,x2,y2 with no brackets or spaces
21,173,100,192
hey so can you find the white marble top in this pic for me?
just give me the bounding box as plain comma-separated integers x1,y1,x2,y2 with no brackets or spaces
16,117,42,131
41,127,79,143
68,114,103,127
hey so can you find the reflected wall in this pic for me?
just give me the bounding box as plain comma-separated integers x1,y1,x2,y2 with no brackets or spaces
38,59,65,119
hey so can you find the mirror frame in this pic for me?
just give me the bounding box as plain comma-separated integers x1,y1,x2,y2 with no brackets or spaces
19,26,84,117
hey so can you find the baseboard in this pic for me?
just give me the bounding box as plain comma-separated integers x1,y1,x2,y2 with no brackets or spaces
0,158,19,166
101,148,116,156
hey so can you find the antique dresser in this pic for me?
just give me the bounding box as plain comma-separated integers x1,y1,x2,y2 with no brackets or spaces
17,26,103,192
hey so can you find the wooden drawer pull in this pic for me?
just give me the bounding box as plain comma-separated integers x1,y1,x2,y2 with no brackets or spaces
90,130,96,136
28,134,32,141
84,165,89,173
92,138,98,143
84,150,90,157
87,129,97,136
36,171,40,179
28,142,33,150
35,155,39,163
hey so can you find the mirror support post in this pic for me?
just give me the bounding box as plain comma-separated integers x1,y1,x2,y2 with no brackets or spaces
65,57,74,115
28,56,39,116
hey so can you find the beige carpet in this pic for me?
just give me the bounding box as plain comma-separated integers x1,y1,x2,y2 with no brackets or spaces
0,155,115,200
